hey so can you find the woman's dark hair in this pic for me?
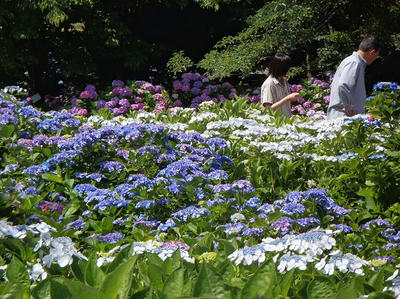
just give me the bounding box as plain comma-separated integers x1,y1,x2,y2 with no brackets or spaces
268,53,291,78
359,36,382,52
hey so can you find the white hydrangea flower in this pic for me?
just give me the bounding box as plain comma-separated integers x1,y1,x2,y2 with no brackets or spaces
230,213,246,223
166,123,188,131
189,112,218,124
28,263,47,281
201,130,221,138
131,241,194,263
315,250,367,275
0,220,26,239
228,244,266,266
42,237,87,268
288,230,336,256
25,222,57,252
277,253,315,272
97,256,115,267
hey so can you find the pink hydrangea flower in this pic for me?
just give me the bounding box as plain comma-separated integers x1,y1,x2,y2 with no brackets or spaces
154,93,165,100
80,91,92,99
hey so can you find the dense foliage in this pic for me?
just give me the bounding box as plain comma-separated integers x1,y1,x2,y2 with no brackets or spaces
1,76,400,298
1,0,399,94
197,0,400,80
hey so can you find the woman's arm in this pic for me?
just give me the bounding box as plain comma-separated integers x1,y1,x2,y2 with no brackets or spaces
263,92,300,110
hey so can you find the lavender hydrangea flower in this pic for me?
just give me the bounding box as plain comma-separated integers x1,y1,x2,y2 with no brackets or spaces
270,218,293,233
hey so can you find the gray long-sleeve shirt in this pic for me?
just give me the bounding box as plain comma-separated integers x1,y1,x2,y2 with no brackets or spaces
327,52,367,120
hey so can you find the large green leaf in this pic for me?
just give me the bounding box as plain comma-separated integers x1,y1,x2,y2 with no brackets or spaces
55,277,106,299
0,124,15,138
71,258,85,282
85,257,106,288
277,269,294,297
240,261,276,299
32,279,51,299
0,282,24,299
101,256,138,299
307,276,336,299
41,173,63,184
193,262,228,298
369,270,385,291
6,256,30,289
162,268,185,298
147,262,164,291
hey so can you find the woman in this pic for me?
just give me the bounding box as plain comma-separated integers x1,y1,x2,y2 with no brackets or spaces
261,53,300,116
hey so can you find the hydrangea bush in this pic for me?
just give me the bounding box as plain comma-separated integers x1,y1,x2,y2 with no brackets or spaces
0,81,400,298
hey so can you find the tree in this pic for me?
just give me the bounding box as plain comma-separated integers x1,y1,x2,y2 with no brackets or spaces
196,0,400,80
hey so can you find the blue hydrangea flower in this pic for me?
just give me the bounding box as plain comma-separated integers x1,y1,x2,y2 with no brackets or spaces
363,219,392,230
19,106,42,118
135,200,156,209
0,164,18,175
97,232,124,243
99,161,125,173
241,197,261,210
67,219,86,230
281,203,305,215
296,217,320,227
172,205,211,222
334,224,353,233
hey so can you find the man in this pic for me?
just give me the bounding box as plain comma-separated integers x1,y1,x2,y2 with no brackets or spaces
327,36,381,120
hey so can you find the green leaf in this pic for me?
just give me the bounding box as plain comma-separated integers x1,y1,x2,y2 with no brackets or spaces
85,257,106,288
366,292,396,299
6,257,30,289
369,270,384,291
357,187,375,198
335,287,358,299
55,277,106,299
41,173,63,184
193,263,228,298
71,258,87,282
101,256,138,299
0,124,15,138
241,261,276,299
307,276,336,299
105,245,131,274
0,282,24,299
147,262,164,291
278,269,294,297
162,268,185,298
32,279,51,299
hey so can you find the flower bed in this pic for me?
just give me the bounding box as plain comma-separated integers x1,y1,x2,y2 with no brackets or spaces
0,81,400,298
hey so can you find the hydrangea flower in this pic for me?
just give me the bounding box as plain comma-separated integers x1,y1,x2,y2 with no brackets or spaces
42,237,87,268
315,250,367,275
